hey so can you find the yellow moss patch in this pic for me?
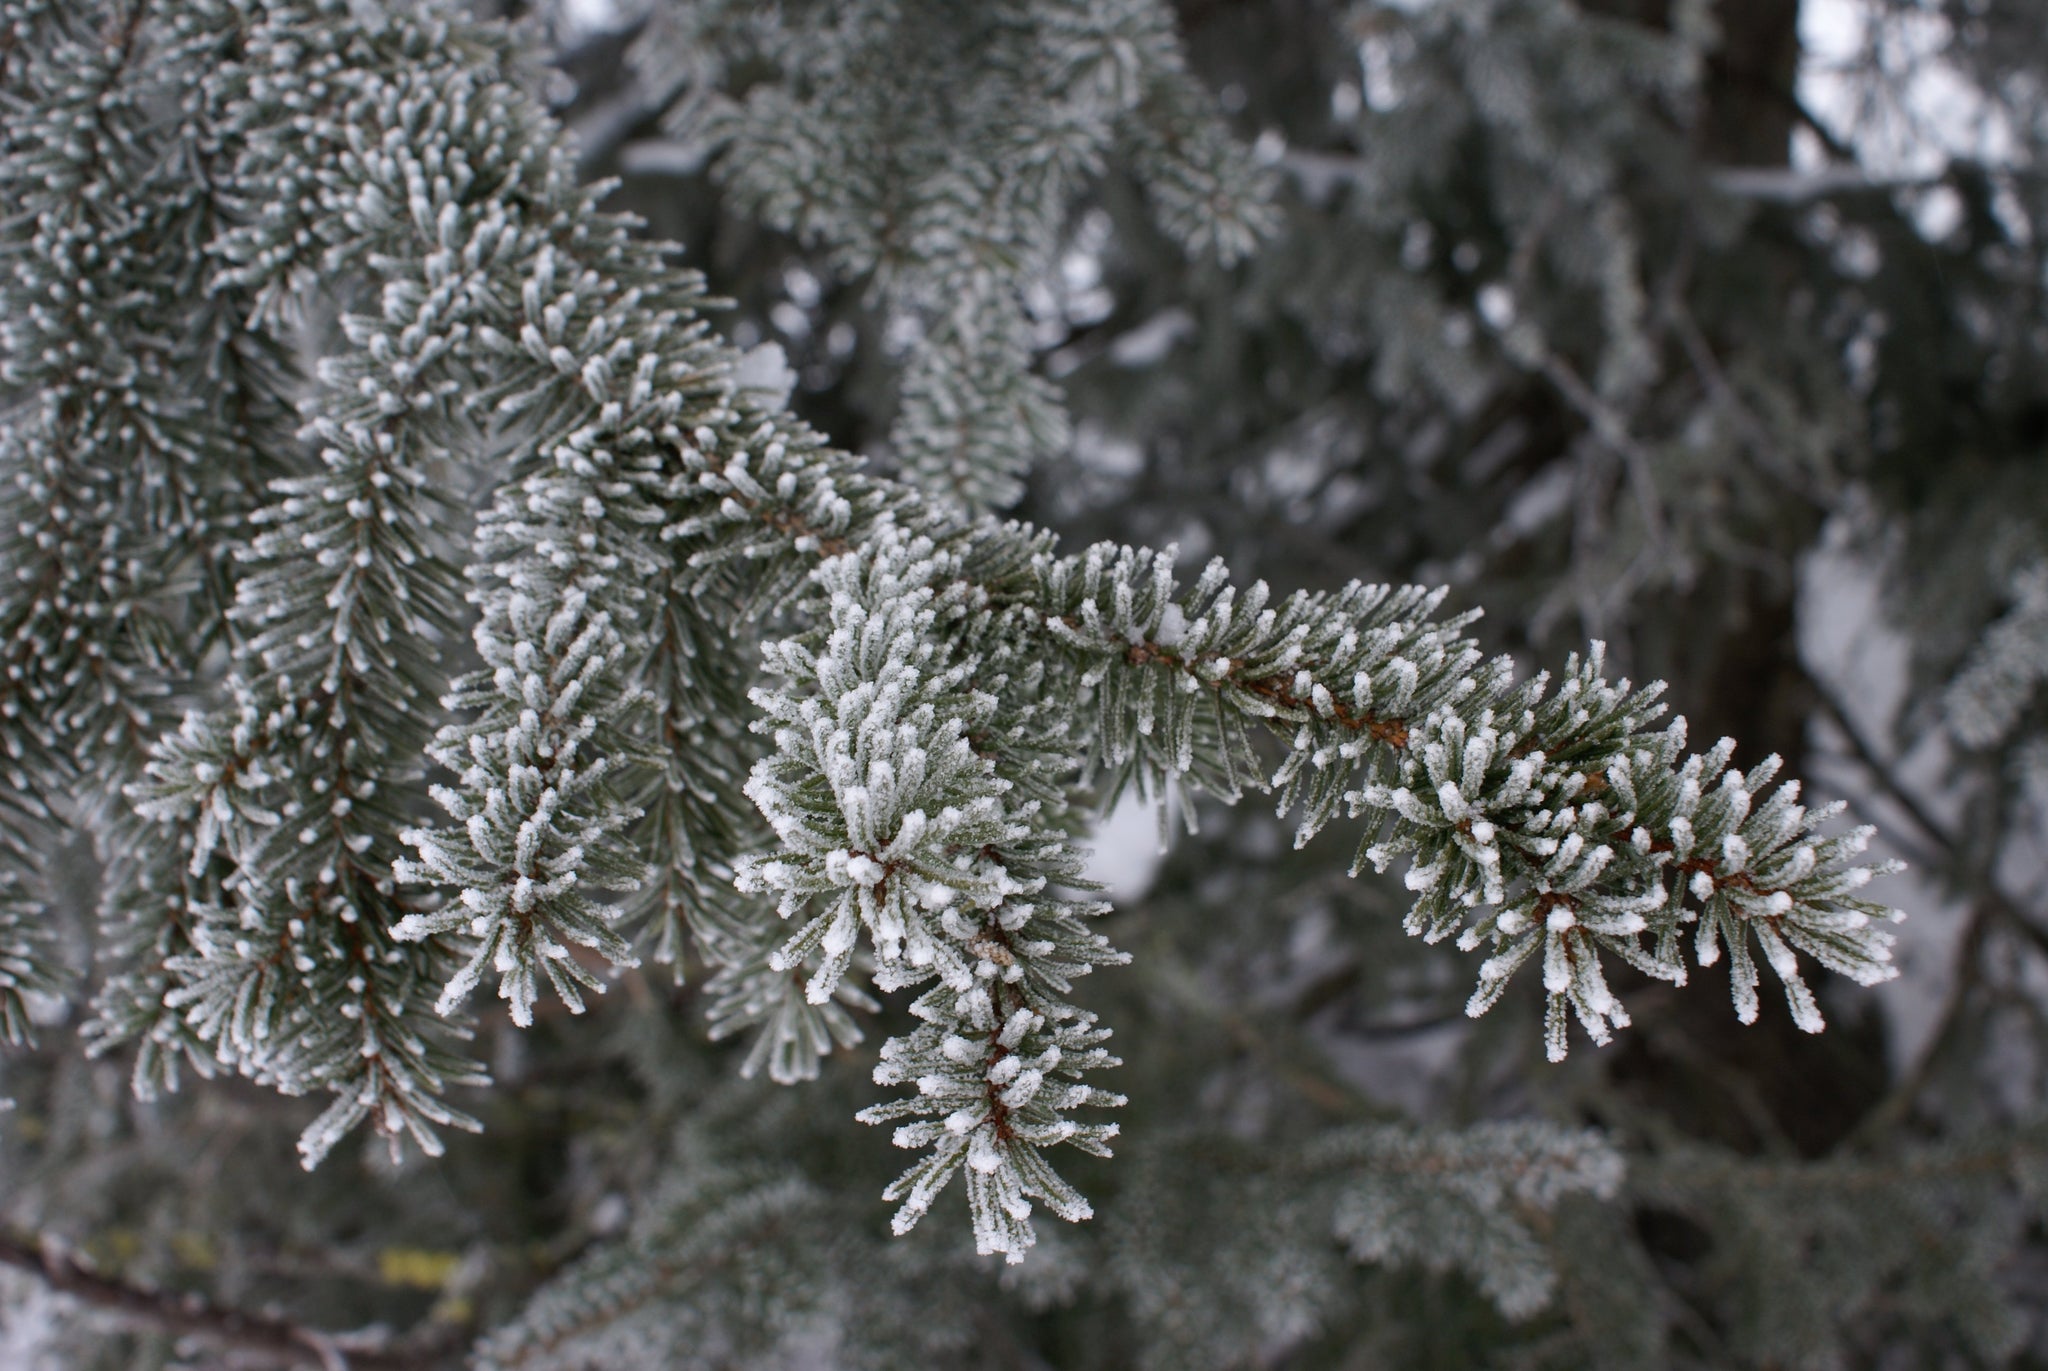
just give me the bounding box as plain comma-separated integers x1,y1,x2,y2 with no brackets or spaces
377,1247,461,1290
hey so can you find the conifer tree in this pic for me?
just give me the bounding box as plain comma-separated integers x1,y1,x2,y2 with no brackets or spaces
0,1,2040,1367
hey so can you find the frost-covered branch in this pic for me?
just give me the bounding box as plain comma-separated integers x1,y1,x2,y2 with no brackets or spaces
689,443,1902,1060
4,0,1906,1258
628,0,1274,513
115,2,536,1164
0,0,293,1035
737,534,1125,1259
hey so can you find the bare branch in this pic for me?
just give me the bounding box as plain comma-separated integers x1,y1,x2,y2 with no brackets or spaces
0,1229,459,1371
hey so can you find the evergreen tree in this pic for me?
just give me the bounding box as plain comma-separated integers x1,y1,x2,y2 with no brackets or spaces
0,0,2040,1367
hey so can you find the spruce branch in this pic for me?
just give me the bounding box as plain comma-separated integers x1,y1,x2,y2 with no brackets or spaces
0,0,284,786
115,1,544,1164
737,533,1126,1259
0,0,1908,1263
635,0,1275,514
673,410,1900,1067
80,802,224,1094
1304,1121,1625,1319
0,0,2019,1360
0,0,298,1052
471,1158,820,1371
0,855,56,1047
274,0,1901,1236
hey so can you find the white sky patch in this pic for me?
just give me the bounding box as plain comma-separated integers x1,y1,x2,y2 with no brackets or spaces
1108,309,1194,369
1081,785,1174,905
731,341,797,408
1360,32,1404,113
1798,0,2019,178
1475,282,1515,330
1073,421,1145,478
558,0,626,38
1800,528,1969,1075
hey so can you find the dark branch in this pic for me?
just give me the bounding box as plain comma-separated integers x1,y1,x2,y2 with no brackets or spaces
0,1229,458,1371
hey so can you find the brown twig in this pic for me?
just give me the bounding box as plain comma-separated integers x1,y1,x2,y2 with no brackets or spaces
0,1230,456,1371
